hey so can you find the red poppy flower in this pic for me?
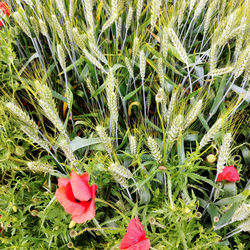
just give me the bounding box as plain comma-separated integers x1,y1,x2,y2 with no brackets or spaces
120,218,150,250
0,2,10,27
55,170,97,224
216,166,240,182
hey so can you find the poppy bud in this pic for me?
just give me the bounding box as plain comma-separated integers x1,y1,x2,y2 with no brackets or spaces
67,242,74,248
158,166,167,170
12,205,17,213
206,154,217,163
213,216,220,223
148,217,155,224
30,210,39,217
69,221,76,229
14,146,25,156
70,230,77,237
195,212,202,219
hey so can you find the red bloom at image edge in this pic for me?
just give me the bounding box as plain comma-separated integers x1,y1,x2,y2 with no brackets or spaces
0,2,10,27
216,166,240,182
120,218,150,250
55,170,97,224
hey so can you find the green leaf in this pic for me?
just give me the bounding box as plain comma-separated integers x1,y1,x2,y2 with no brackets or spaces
214,190,249,206
215,202,241,229
187,173,218,187
70,137,102,152
138,186,151,205
123,86,142,101
19,53,39,75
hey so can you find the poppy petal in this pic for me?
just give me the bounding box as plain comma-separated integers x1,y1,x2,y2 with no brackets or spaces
216,166,240,182
58,177,70,188
124,238,150,250
55,184,85,216
80,172,89,184
120,218,147,249
72,184,97,223
70,170,91,201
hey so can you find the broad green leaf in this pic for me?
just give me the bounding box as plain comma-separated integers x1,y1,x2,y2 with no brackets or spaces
70,137,102,152
123,86,142,101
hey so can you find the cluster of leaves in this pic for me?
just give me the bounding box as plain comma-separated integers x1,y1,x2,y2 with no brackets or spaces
0,0,249,249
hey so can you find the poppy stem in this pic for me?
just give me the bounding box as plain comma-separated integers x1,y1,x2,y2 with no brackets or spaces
95,198,129,223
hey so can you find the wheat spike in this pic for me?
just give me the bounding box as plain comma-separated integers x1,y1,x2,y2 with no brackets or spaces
101,11,119,32
126,5,133,31
30,17,40,38
86,78,95,97
184,100,203,129
56,0,66,17
162,26,168,58
217,133,232,174
231,204,250,223
84,0,94,30
166,89,177,126
6,102,38,130
199,118,223,149
147,136,162,163
136,0,143,24
59,138,77,167
57,44,66,70
39,19,48,37
125,57,134,79
27,161,54,173
129,135,137,155
178,0,186,27
109,163,132,179
21,125,49,151
39,99,66,136
151,0,160,31
209,66,234,76
210,44,218,72
13,12,32,38
204,0,219,34
111,172,129,188
96,125,113,155
234,45,250,78
132,37,139,60
82,48,105,72
52,14,65,42
139,50,146,80
168,28,188,64
72,28,86,51
69,0,74,21
168,115,184,145
238,218,250,232
194,0,208,21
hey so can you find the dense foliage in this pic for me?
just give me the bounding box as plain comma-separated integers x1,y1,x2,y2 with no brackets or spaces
0,0,249,249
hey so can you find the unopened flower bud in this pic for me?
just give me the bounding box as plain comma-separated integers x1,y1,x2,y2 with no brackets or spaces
69,220,76,229
158,166,167,170
149,217,156,224
213,216,220,223
30,210,39,217
195,212,202,219
67,242,74,248
12,206,17,213
206,154,217,163
70,230,77,237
